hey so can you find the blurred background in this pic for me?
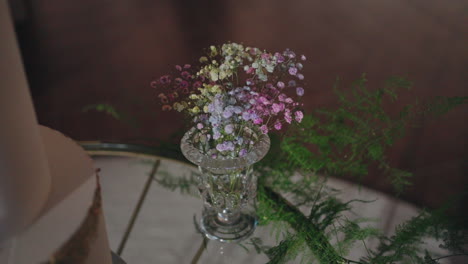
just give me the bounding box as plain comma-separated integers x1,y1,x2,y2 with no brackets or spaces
9,0,468,212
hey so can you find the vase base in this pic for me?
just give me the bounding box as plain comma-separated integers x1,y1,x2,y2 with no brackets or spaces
199,211,257,243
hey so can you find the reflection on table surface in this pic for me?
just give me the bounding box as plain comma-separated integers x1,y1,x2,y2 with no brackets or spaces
91,155,449,264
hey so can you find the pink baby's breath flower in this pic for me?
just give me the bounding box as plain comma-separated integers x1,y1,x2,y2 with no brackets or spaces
193,81,202,89
162,105,172,111
288,67,298,76
277,81,285,89
261,53,270,60
184,64,191,69
278,94,287,102
180,80,189,88
301,55,307,61
285,97,293,104
175,65,182,71
297,73,304,80
272,103,282,114
284,111,292,124
274,120,282,130
260,125,268,134
253,118,263,125
181,71,191,79
295,111,304,122
159,75,171,84
150,81,158,88
197,123,204,129
259,96,270,105
246,67,255,74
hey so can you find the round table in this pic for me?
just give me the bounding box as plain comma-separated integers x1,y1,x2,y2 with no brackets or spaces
81,142,450,264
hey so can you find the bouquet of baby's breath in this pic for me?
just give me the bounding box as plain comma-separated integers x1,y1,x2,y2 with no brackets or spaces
153,43,307,159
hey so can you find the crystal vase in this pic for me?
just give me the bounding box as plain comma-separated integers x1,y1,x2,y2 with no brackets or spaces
181,126,270,242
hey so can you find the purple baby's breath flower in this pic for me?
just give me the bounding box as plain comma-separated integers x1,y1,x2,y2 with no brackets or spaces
288,67,298,76
223,110,233,119
217,141,234,152
226,141,235,151
213,130,221,140
284,49,296,58
296,87,304,96
242,112,251,121
209,116,219,125
208,103,215,113
239,149,247,157
216,143,226,152
285,97,293,104
197,123,204,129
295,111,304,122
233,106,243,114
277,81,285,89
274,120,282,130
297,73,304,80
224,124,234,134
260,125,268,134
288,80,296,87
228,97,236,105
250,112,258,120
274,52,285,63
223,108,234,119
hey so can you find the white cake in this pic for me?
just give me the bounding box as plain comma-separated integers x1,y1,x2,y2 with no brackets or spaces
0,126,113,264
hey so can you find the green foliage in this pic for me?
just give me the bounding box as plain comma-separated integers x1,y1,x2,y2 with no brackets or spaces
82,103,140,128
281,74,465,194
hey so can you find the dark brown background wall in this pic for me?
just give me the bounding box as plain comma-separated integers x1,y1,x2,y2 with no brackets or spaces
12,0,468,210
